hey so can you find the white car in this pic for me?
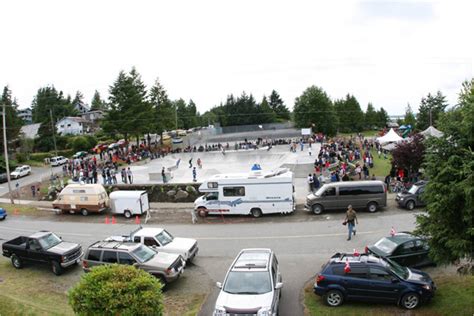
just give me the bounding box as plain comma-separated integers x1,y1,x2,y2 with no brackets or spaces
50,156,68,167
106,227,198,262
10,165,31,179
214,248,283,316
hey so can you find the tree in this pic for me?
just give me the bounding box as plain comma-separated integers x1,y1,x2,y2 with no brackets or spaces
391,133,425,176
415,79,474,265
403,104,416,127
90,90,107,110
0,86,23,149
334,94,364,133
68,264,164,316
293,86,337,135
103,68,154,141
258,96,277,124
416,91,448,130
31,86,78,124
72,91,88,113
364,103,378,129
376,107,389,128
149,78,175,133
269,90,290,120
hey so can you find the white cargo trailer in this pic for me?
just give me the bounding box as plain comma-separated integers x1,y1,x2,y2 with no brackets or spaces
109,190,150,218
194,168,294,217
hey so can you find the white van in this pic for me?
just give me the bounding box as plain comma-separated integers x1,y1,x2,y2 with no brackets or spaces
50,156,68,166
109,190,150,218
53,184,109,216
194,168,295,218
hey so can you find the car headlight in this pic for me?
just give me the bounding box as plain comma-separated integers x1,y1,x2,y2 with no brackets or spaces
399,197,404,201
258,307,272,316
213,306,226,316
422,284,431,291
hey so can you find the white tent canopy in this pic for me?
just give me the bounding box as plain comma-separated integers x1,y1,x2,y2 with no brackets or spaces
377,128,403,144
420,126,443,138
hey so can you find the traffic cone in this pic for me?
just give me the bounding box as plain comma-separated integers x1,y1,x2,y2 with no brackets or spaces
135,215,140,225
13,208,19,215
105,216,109,224
112,216,117,224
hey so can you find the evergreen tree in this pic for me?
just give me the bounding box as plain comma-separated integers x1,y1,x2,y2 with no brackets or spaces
31,86,78,124
415,79,474,265
91,90,107,110
0,86,23,149
185,99,198,129
257,96,277,124
293,86,337,136
416,91,448,130
334,94,364,133
269,90,290,120
364,103,378,129
403,104,416,127
376,107,389,127
72,91,87,113
149,78,175,133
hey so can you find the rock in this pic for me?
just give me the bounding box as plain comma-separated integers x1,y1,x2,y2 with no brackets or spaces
166,190,177,197
175,189,189,200
186,186,197,194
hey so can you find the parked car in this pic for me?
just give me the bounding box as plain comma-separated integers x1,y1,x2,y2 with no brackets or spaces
396,181,428,210
1,231,83,275
50,156,68,167
0,172,8,183
305,181,387,215
105,227,198,262
0,207,6,220
82,241,185,285
214,248,283,316
366,232,433,268
313,253,436,309
52,184,109,216
72,151,88,159
10,165,31,179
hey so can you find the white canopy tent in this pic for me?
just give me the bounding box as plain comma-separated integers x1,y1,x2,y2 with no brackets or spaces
377,128,403,144
420,126,443,138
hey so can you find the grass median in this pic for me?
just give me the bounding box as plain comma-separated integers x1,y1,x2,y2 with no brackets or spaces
303,274,474,316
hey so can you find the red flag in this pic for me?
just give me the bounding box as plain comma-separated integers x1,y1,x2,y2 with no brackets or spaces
344,259,351,273
353,249,360,257
390,227,396,236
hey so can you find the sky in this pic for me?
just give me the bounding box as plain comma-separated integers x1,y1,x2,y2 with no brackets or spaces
1,0,473,116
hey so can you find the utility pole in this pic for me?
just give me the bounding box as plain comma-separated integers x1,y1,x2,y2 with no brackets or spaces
50,109,58,156
175,105,178,130
2,103,15,204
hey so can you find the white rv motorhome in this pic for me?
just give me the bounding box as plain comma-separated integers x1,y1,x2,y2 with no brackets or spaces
194,168,295,217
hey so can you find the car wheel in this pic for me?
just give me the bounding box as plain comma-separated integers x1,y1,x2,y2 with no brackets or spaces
197,207,207,217
250,208,262,218
51,261,63,276
406,200,415,210
0,216,5,221
11,254,23,269
80,208,89,216
367,202,378,213
54,207,62,215
124,210,132,219
325,289,344,307
401,293,420,309
312,204,324,215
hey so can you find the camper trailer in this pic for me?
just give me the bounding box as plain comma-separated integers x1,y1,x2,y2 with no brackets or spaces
53,184,109,216
194,168,294,218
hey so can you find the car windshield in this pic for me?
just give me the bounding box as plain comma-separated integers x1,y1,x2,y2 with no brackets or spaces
374,238,398,254
314,186,326,196
156,230,174,246
131,245,155,263
386,258,409,279
37,233,62,250
408,184,420,194
223,271,272,295
13,167,21,172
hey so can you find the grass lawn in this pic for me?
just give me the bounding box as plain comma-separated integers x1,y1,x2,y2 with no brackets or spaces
369,149,392,178
0,203,44,216
0,257,205,315
304,274,474,316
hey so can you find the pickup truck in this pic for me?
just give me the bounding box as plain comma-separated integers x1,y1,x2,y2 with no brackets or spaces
106,227,198,262
2,231,83,275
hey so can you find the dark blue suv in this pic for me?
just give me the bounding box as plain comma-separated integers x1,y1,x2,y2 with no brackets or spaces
313,253,435,309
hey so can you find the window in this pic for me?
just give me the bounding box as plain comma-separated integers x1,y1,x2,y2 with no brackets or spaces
73,189,86,194
28,239,41,250
223,186,245,197
87,249,101,261
396,241,415,255
332,265,368,278
67,124,71,127
369,267,392,281
339,186,384,195
102,251,118,263
324,187,336,196
207,182,218,189
80,196,88,202
118,252,136,265
144,237,158,247
133,236,141,243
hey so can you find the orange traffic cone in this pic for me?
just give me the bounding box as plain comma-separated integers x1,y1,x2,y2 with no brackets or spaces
13,208,19,215
112,216,117,224
135,215,140,225
105,216,109,224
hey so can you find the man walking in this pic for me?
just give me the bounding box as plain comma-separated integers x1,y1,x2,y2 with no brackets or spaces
307,174,314,192
127,167,133,184
161,167,167,183
344,205,358,241
192,167,197,182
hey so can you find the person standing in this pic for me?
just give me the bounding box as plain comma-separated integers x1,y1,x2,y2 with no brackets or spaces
189,158,193,168
308,146,312,156
31,185,36,198
307,174,314,192
161,167,167,183
344,205,358,241
192,167,197,182
197,158,202,169
313,173,320,190
121,168,127,184
127,167,133,184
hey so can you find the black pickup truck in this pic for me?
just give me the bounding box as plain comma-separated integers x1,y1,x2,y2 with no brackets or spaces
2,231,83,275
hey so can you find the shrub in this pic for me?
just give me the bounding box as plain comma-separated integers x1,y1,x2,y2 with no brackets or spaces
30,152,54,162
15,152,28,163
85,135,98,149
68,264,164,316
69,136,90,153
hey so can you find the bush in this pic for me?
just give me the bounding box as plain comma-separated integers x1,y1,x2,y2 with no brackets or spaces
15,152,28,163
69,136,90,153
68,264,164,316
29,152,54,162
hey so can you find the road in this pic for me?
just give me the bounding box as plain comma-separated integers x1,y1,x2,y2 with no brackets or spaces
0,207,421,316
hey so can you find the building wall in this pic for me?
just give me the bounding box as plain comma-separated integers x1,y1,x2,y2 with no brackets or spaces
56,119,84,135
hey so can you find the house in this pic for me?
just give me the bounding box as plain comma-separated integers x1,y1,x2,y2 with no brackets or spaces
17,108,33,124
74,103,90,114
20,123,41,139
81,110,104,123
56,117,91,135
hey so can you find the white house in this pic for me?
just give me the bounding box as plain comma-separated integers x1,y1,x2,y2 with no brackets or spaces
56,117,90,135
81,110,104,123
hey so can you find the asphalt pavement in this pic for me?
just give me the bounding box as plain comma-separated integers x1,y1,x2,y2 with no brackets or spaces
0,207,422,316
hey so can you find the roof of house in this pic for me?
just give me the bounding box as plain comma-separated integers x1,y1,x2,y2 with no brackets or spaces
57,116,89,124
20,123,41,139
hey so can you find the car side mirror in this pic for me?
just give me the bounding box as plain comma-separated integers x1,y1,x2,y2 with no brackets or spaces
391,278,400,283
216,282,222,289
275,282,283,289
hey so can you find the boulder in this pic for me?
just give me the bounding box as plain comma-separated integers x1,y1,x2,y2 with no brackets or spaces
175,189,189,200
166,190,177,197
